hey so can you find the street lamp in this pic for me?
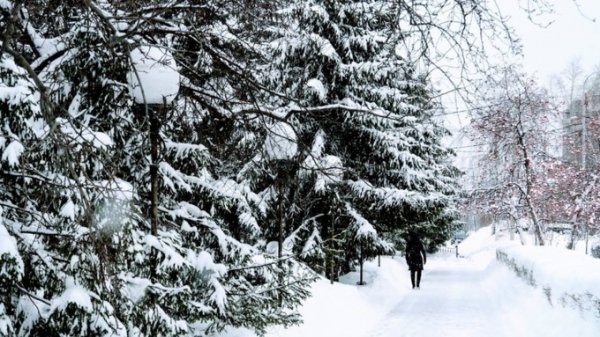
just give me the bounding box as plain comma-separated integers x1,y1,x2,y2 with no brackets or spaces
263,121,298,301
127,45,180,279
263,121,297,260
579,71,599,254
580,72,599,170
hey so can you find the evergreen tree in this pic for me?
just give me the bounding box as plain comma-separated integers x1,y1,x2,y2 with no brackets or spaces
246,0,462,276
0,1,311,336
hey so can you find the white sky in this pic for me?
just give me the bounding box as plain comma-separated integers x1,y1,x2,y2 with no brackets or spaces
500,0,600,83
442,0,600,170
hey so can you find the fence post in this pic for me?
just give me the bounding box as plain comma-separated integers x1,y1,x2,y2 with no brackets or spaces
455,244,459,258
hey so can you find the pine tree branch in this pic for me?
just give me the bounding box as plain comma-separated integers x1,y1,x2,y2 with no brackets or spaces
82,0,117,35
229,276,316,298
17,285,51,306
226,255,297,273
19,229,74,237
2,43,53,121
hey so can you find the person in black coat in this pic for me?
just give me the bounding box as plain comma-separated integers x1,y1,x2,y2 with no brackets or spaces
405,232,427,289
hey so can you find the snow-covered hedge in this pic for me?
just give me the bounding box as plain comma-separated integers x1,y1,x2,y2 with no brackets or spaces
497,245,600,318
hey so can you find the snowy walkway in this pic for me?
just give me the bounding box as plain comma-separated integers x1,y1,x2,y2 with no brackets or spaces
227,240,599,337
368,257,512,337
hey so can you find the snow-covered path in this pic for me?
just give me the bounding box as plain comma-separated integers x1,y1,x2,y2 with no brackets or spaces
369,258,511,337
224,228,600,337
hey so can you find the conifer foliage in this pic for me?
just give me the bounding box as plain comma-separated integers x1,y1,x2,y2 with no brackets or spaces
1,0,460,336
249,0,461,276
0,1,312,336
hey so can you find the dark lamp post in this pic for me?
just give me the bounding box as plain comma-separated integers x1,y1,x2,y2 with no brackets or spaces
127,45,180,280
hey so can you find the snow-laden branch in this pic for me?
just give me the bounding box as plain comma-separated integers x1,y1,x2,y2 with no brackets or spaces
567,174,598,248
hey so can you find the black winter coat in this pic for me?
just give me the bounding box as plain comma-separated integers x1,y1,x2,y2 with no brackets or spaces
405,238,426,271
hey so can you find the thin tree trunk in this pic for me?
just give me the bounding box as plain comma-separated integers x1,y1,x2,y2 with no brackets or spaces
567,223,579,250
329,217,335,285
278,191,283,260
358,243,364,285
523,192,544,245
277,185,284,304
510,220,515,241
585,226,590,255
150,107,160,281
567,176,597,249
515,113,545,246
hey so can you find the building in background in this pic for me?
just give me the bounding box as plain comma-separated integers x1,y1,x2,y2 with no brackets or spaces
562,86,600,167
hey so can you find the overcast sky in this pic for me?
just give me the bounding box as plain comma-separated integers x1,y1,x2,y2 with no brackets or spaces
499,0,600,83
443,0,600,169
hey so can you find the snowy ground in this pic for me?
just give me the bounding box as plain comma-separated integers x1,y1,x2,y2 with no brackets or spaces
219,227,600,337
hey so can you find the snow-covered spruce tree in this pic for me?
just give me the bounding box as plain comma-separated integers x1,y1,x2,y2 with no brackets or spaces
0,1,311,336
241,0,461,277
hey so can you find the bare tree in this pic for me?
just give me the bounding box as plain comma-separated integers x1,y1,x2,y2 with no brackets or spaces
467,66,561,245
550,58,584,108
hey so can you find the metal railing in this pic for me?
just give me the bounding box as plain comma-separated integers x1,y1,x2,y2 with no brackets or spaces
437,245,462,258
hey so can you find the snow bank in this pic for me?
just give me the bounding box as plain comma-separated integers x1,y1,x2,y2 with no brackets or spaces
220,256,411,337
215,225,600,337
497,245,600,319
267,257,408,337
482,260,600,337
461,225,600,318
337,257,409,314
457,225,498,256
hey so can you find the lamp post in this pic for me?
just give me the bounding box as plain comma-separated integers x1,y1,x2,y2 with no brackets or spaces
580,72,598,254
263,122,297,301
264,122,298,259
127,45,180,280
581,72,599,170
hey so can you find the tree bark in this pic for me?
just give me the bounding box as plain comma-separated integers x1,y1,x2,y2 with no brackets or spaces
567,176,597,249
515,107,545,246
